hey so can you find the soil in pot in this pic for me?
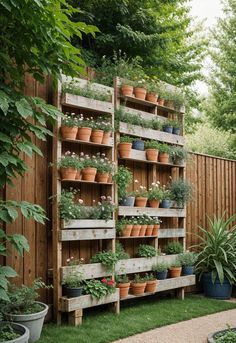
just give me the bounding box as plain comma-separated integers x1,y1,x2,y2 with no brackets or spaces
82,167,97,181
0,322,30,343
131,282,147,295
139,225,147,236
202,273,233,299
156,271,168,280
121,85,133,97
60,167,77,180
64,286,83,298
61,126,78,140
182,266,194,276
117,282,130,299
135,197,148,207
149,199,160,208
146,92,157,103
102,131,111,145
4,302,48,343
131,225,141,236
96,172,109,183
132,140,145,151
145,280,157,293
119,142,132,158
158,153,169,164
169,267,182,278
145,225,154,236
146,149,158,162
120,196,135,207
77,127,92,141
134,87,147,100
90,129,104,144
121,225,133,237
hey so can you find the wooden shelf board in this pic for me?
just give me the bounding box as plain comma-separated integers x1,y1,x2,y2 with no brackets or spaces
61,138,113,148
118,206,186,218
158,228,185,239
59,228,116,241
61,179,113,186
117,235,157,239
121,106,167,122
119,156,185,168
62,219,116,229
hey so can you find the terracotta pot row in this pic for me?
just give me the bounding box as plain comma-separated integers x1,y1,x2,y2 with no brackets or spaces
119,144,170,164
117,280,158,298
61,126,111,144
121,224,159,237
135,197,161,208
60,167,111,183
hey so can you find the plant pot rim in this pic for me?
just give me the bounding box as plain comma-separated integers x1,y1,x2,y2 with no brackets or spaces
207,328,236,343
64,285,83,290
145,148,158,151
131,282,147,286
119,142,132,145
4,301,49,322
0,321,30,343
117,282,130,287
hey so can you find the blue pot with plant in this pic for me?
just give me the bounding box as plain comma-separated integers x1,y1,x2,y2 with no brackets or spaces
132,139,144,151
173,127,180,135
178,252,197,276
152,262,168,280
160,199,171,208
163,125,173,134
120,195,135,207
182,265,194,275
202,273,232,299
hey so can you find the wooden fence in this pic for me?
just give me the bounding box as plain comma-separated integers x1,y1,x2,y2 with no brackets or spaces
4,76,236,304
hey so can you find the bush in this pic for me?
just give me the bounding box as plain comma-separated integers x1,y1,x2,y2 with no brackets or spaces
164,241,183,255
137,244,156,258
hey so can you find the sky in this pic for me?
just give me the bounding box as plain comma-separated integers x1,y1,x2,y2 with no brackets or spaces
189,0,224,94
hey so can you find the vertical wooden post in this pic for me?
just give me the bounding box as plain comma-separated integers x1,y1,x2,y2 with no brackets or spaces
176,287,185,300
69,309,83,326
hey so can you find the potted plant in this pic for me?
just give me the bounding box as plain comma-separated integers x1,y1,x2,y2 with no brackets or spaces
164,241,183,255
144,273,157,293
145,140,160,162
170,146,188,165
148,182,163,208
178,252,197,275
119,136,133,158
83,278,116,299
152,262,169,280
95,153,113,183
133,79,147,100
144,215,155,236
62,257,84,298
61,113,78,140
162,119,175,134
76,114,93,141
90,120,104,144
159,187,172,208
58,152,78,180
116,242,130,260
137,244,156,258
131,217,141,236
169,260,182,278
169,179,193,208
137,215,147,236
157,84,166,106
113,166,134,206
115,274,130,299
116,218,132,237
146,81,159,103
80,154,98,181
120,79,134,97
130,274,147,295
3,279,50,343
158,143,170,164
0,322,30,343
151,118,163,131
172,119,182,135
208,327,236,343
132,138,145,151
152,217,161,236
195,213,236,299
101,120,113,145
134,185,148,207
90,250,118,273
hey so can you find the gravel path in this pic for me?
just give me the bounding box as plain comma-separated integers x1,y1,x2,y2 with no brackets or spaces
112,308,236,343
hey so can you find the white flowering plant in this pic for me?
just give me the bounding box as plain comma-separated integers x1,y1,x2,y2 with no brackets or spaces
148,182,163,200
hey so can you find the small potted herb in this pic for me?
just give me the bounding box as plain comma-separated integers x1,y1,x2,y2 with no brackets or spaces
115,274,130,299
162,119,175,134
164,241,183,255
151,118,162,131
152,262,169,280
144,273,157,293
158,143,171,164
90,120,104,144
146,81,159,103
95,153,114,183
169,260,182,278
120,79,134,97
159,187,172,208
58,151,78,180
130,274,147,295
76,114,93,142
170,146,188,165
148,182,163,208
137,244,156,258
80,154,98,182
62,257,84,298
145,140,160,162
119,136,133,158
132,138,145,151
134,185,148,207
113,166,134,206
61,112,78,140
0,322,30,343
178,252,197,275
169,179,193,208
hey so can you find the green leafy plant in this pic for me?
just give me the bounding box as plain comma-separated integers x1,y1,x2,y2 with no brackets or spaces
95,153,114,174
90,251,118,272
62,259,84,288
215,329,236,343
113,166,133,200
170,146,188,161
169,179,193,208
115,274,129,284
61,113,78,127
134,185,148,198
137,244,156,258
178,252,198,267
0,324,19,341
164,241,183,255
151,118,163,131
152,262,169,273
58,152,79,169
83,278,115,299
170,260,182,268
144,273,156,281
120,136,133,143
148,182,163,200
133,274,146,283
145,140,160,150
158,143,171,154
116,242,130,260
62,81,111,102
195,213,236,285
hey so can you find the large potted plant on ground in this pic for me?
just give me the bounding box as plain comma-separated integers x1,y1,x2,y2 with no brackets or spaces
3,279,50,343
0,322,29,343
195,213,236,300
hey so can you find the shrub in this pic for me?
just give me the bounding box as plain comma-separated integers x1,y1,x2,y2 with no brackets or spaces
170,179,193,208
137,244,156,258
178,252,198,266
164,241,183,255
152,262,169,272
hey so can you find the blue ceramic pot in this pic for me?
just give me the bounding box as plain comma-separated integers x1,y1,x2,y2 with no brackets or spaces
156,271,168,280
182,265,194,276
120,196,135,207
173,127,180,135
163,125,173,134
132,140,145,151
202,273,232,299
160,199,171,208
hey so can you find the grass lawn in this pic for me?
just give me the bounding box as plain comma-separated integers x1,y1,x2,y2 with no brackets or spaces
39,295,236,343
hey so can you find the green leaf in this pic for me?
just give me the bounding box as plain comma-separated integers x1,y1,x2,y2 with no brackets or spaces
0,132,11,143
15,98,33,119
0,90,10,114
0,265,17,277
0,288,10,302
8,234,29,255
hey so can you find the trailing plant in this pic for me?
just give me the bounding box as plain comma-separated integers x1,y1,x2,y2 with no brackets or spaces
113,166,133,200
195,213,236,285
178,252,198,267
145,140,160,150
90,251,118,272
148,182,163,200
152,262,169,273
137,244,156,258
83,279,115,299
169,179,193,208
116,242,130,260
164,241,183,255
62,81,111,102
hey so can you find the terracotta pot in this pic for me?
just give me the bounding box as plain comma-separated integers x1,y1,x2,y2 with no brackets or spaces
119,142,132,158
75,170,81,180
149,199,160,208
77,127,92,141
135,197,148,207
169,267,182,278
145,225,154,236
61,126,78,140
121,85,133,97
102,131,111,145
82,167,97,181
139,225,147,236
131,282,147,295
146,92,157,103
158,98,165,106
158,153,169,164
134,87,147,100
152,224,160,236
146,149,158,162
165,100,174,109
60,167,77,180
96,172,109,183
118,282,130,299
91,129,104,144
122,225,133,237
131,225,141,236
145,280,157,293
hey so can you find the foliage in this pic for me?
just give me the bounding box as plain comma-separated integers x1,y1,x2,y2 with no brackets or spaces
148,182,163,201
170,146,188,161
158,143,171,154
120,136,133,143
83,279,115,299
137,244,156,258
145,140,160,150
62,261,84,288
169,179,193,207
133,185,148,198
115,274,129,284
113,166,133,200
152,262,169,273
115,242,130,260
164,242,183,255
0,324,19,341
61,113,78,127
170,260,182,268
58,152,79,169
62,81,111,102
90,251,118,272
95,153,114,174
144,273,156,281
178,252,198,267
194,213,236,285
215,329,236,343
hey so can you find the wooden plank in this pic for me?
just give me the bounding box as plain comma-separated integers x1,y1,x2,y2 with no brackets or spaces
61,137,114,148
62,93,113,114
118,206,186,217
158,228,185,238
119,122,185,146
59,228,116,241
121,106,167,122
60,289,120,312
62,219,115,229
61,179,113,186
